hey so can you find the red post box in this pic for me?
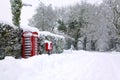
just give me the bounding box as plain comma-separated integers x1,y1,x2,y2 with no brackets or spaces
22,31,38,58
45,40,53,54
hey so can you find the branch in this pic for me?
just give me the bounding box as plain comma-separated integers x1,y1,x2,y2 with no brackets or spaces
23,3,32,7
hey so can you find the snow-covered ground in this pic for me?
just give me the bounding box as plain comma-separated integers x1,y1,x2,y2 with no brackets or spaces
0,50,120,80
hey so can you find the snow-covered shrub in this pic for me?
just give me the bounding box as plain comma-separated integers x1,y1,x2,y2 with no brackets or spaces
0,22,22,58
38,31,65,54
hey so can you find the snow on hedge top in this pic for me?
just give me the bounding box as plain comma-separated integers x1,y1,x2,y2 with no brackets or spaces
0,21,16,29
39,31,65,39
21,25,64,39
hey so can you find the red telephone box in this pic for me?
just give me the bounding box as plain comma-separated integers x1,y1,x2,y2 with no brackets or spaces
45,40,53,54
22,31,38,58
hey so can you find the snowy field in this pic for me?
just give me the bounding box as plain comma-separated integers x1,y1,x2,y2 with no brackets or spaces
0,50,120,80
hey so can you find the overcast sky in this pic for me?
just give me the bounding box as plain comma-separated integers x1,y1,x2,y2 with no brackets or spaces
0,0,102,26
40,0,102,7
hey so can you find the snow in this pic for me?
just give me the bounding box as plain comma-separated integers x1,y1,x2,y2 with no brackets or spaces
0,50,120,80
20,25,65,39
45,40,52,50
0,20,15,28
20,25,39,32
39,31,65,39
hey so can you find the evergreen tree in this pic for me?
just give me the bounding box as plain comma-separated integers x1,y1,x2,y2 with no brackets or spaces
57,19,67,33
10,0,22,27
10,0,23,58
67,20,80,50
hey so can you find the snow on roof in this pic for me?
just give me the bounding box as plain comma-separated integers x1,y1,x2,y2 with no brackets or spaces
20,25,39,32
44,40,52,43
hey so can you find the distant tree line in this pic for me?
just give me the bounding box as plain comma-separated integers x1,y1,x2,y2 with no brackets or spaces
28,0,120,52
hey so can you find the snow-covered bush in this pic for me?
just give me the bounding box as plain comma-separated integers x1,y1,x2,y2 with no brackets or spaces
0,22,22,59
38,31,65,54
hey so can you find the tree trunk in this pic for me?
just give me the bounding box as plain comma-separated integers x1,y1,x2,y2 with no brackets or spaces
83,37,87,50
91,40,97,51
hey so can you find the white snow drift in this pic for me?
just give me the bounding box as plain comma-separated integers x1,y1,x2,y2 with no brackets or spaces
0,50,120,80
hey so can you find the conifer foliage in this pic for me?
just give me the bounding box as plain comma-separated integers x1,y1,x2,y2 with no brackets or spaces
10,0,22,27
0,22,22,59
